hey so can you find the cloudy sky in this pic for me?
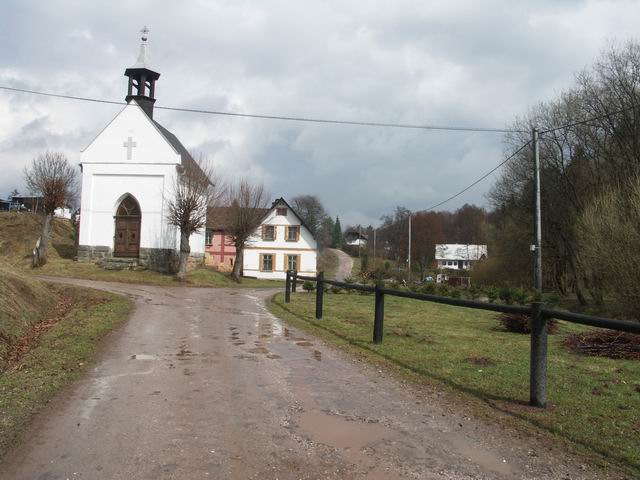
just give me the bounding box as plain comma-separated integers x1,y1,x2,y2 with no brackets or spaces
1,0,638,226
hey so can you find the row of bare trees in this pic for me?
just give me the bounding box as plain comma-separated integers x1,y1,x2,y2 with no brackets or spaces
487,41,640,317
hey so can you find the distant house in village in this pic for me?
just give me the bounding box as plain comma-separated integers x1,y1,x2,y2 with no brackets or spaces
435,244,487,270
9,194,44,213
344,230,368,247
205,198,318,280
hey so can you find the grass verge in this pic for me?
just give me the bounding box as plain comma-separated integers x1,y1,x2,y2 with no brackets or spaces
0,284,132,457
37,260,283,289
268,291,640,477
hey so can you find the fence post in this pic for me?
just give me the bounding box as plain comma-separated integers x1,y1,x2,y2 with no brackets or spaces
285,270,291,303
373,283,384,344
315,271,324,320
292,271,298,293
530,302,548,407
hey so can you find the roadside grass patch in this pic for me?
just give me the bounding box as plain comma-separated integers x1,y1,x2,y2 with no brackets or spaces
0,285,132,457
268,292,640,476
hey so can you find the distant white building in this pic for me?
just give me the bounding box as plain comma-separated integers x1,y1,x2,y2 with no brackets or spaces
435,244,487,270
344,230,368,247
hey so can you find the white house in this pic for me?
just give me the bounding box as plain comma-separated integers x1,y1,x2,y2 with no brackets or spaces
77,33,205,271
204,199,318,280
435,244,487,270
344,230,368,246
205,198,318,279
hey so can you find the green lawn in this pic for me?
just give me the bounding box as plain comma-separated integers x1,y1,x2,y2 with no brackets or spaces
0,285,132,456
268,291,640,476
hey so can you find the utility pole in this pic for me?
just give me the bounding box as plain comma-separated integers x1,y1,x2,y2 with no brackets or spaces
373,228,377,268
407,213,412,283
358,225,362,258
532,127,542,292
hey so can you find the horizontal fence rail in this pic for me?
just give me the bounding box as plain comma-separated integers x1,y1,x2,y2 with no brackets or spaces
283,270,640,408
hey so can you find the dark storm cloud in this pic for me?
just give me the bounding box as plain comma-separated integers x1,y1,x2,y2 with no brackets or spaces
0,0,638,225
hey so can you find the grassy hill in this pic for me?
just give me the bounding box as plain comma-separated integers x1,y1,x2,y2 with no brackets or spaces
0,212,76,269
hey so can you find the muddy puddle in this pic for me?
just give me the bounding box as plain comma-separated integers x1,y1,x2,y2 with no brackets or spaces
296,410,401,480
444,431,513,476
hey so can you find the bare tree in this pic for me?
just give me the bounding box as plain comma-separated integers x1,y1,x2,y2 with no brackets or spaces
226,179,269,281
24,152,78,267
167,154,218,280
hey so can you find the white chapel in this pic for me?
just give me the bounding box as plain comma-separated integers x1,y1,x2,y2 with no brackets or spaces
77,31,205,271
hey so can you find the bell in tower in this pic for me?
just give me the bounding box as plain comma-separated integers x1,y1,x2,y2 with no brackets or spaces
124,27,161,119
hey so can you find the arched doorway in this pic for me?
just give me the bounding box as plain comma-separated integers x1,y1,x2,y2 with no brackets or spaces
114,194,141,257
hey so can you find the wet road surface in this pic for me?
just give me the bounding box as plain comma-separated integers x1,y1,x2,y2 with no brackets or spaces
0,279,618,479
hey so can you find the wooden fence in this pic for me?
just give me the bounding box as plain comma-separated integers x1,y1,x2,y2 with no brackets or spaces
284,271,640,408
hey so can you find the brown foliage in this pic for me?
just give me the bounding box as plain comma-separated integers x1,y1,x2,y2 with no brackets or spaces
24,152,78,266
166,153,218,279
225,179,270,280
498,313,558,334
564,331,640,360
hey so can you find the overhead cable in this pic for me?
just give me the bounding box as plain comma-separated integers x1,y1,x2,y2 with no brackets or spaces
0,85,522,133
424,141,532,211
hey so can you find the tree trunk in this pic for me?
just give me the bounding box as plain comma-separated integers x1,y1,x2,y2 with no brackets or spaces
176,229,190,281
33,213,53,267
231,247,243,281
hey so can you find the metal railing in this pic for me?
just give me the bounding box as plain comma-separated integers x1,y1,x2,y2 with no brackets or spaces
284,270,640,408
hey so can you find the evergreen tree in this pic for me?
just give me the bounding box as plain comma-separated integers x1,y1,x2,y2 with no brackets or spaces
332,216,343,248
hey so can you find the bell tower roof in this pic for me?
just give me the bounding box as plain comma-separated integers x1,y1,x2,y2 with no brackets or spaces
124,26,160,119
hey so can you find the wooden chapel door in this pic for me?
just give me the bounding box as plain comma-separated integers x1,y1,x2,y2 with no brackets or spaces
114,195,141,257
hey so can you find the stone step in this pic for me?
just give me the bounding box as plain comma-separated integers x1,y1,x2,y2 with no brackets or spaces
100,257,139,271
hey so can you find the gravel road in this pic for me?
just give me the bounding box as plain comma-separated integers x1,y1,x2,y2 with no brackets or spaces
0,278,622,479
330,248,354,281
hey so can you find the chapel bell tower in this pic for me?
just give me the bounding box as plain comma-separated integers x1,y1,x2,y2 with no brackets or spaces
124,27,160,119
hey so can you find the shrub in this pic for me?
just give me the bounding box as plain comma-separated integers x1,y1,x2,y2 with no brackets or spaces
543,292,560,307
486,287,499,303
330,286,342,294
421,282,436,295
361,254,369,271
302,280,315,292
344,276,355,284
384,260,390,271
498,313,558,334
450,288,461,298
499,286,515,305
437,284,450,297
468,284,481,300
512,288,529,305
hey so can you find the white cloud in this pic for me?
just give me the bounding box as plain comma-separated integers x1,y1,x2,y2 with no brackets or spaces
0,0,639,225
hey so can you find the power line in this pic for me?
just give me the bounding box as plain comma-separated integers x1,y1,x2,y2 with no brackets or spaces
423,141,532,211
0,85,522,133
539,104,637,135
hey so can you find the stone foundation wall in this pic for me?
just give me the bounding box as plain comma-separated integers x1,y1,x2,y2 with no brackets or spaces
77,245,205,274
77,245,112,262
139,248,178,273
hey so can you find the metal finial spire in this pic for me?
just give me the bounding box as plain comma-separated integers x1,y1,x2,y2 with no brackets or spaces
132,26,151,68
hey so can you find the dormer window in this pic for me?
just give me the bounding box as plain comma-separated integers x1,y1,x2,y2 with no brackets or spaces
262,225,276,241
276,207,287,217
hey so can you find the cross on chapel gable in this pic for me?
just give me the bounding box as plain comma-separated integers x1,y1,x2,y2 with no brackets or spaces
123,136,137,160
